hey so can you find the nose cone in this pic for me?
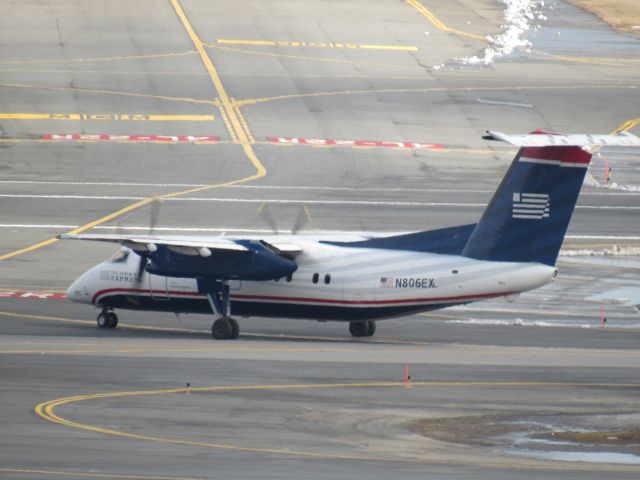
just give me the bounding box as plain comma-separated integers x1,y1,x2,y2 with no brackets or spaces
65,278,81,303
66,273,92,304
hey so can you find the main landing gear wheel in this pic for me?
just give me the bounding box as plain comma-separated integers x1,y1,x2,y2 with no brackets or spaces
212,318,240,340
204,279,241,340
97,311,118,329
229,318,240,339
349,320,376,337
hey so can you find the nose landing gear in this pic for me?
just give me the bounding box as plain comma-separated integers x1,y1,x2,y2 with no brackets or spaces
97,308,118,329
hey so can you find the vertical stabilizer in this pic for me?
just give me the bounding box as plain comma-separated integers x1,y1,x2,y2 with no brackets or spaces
462,142,592,266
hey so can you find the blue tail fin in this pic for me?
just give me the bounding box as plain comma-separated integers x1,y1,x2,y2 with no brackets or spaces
462,144,592,266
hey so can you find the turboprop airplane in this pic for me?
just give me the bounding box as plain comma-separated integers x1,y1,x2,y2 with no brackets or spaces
60,130,640,339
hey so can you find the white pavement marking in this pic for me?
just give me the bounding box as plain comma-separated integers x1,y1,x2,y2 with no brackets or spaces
0,193,638,210
0,180,490,193
0,180,637,196
476,98,533,108
2,224,640,242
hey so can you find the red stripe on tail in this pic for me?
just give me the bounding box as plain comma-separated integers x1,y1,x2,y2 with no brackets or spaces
521,146,592,165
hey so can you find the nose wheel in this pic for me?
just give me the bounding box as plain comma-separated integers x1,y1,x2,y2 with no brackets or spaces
97,309,118,329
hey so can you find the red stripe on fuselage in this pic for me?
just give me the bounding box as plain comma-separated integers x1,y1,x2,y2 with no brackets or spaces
92,288,514,308
92,288,202,305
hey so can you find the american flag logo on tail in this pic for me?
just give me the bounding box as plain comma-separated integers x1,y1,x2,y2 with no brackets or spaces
512,193,550,220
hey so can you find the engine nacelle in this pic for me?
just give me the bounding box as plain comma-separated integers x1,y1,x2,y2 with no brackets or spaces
144,241,297,281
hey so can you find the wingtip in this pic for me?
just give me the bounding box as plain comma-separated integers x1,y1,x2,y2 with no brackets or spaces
484,131,510,143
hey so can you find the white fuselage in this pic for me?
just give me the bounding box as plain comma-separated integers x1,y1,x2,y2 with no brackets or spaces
67,236,556,322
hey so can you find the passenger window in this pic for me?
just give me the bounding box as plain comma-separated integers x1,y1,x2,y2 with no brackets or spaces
324,274,331,285
312,273,319,284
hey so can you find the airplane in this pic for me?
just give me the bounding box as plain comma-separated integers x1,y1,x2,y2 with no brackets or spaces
60,130,640,339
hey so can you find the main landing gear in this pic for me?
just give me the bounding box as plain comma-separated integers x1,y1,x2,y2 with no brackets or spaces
349,320,376,337
211,317,240,340
97,307,118,329
203,279,239,340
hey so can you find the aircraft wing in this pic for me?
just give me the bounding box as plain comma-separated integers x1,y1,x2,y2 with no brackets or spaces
57,233,302,257
58,233,303,280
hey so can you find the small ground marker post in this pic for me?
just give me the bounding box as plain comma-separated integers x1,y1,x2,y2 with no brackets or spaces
186,382,191,394
600,303,607,328
605,158,611,185
405,364,412,388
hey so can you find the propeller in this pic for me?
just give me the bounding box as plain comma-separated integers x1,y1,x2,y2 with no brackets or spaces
135,248,149,282
148,198,161,235
258,202,279,235
291,205,311,235
134,198,163,284
258,202,311,236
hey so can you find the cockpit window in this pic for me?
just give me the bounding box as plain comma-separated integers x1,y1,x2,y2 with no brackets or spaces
108,250,129,263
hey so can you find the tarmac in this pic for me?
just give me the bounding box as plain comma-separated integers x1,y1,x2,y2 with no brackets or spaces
1,0,640,478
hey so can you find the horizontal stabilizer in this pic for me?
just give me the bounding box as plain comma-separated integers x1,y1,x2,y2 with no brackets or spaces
485,130,640,147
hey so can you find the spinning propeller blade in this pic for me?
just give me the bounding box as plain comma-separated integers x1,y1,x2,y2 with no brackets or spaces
134,198,162,285
258,202,279,235
291,205,311,235
149,198,161,234
259,202,312,235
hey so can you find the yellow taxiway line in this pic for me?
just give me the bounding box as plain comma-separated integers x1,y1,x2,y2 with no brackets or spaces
215,38,418,51
0,467,205,480
205,42,415,69
33,383,640,471
0,81,219,107
406,0,487,42
0,50,198,66
2,0,638,262
535,50,640,68
406,0,638,70
614,117,640,133
0,0,265,262
235,84,640,108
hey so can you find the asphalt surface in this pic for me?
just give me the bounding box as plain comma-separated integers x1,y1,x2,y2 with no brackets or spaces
1,0,640,478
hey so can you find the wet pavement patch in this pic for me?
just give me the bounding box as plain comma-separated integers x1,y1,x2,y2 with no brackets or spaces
537,429,640,446
408,413,640,463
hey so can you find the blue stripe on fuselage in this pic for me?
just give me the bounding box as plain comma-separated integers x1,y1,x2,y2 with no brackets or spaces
99,294,466,321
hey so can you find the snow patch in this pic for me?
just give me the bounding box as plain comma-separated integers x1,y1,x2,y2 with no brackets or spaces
456,0,545,66
560,246,640,257
447,318,597,328
592,182,640,193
